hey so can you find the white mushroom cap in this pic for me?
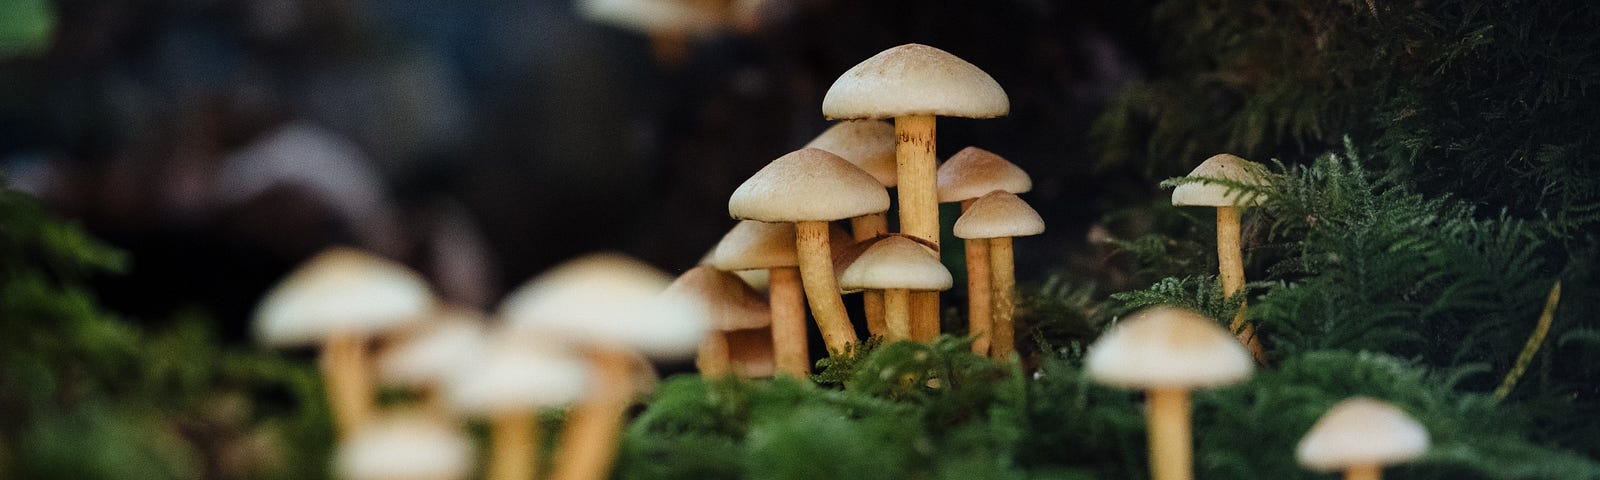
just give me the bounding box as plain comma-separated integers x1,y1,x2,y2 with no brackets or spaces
707,220,854,272
729,148,890,222
936,147,1032,203
1296,397,1431,472
377,308,487,389
803,120,898,187
577,0,727,36
443,339,591,416
499,253,708,359
664,266,771,331
1170,154,1271,207
1084,306,1254,389
823,44,1009,120
952,191,1045,239
334,411,474,480
838,235,952,292
255,247,436,348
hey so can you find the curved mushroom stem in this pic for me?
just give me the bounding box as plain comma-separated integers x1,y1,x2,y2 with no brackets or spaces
795,220,859,355
1217,206,1266,362
852,213,890,337
490,411,538,480
989,236,1016,361
1345,464,1381,480
768,266,810,376
320,333,372,438
696,331,732,377
550,347,634,480
1146,387,1193,480
895,114,941,342
883,288,912,341
962,199,993,355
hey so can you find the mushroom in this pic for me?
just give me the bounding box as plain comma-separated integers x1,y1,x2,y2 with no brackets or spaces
500,253,707,480
334,410,475,480
375,307,487,413
664,265,772,377
254,247,436,438
803,119,899,335
953,190,1043,361
838,235,953,342
444,338,591,480
728,148,890,356
936,147,1033,355
726,327,777,377
824,43,1009,341
1297,397,1430,480
708,220,851,376
1170,153,1271,362
576,0,729,65
1085,306,1254,480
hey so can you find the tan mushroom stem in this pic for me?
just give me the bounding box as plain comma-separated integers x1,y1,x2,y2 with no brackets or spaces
851,213,890,337
489,412,537,480
550,347,634,480
321,333,373,438
988,236,1016,361
768,266,810,376
1216,206,1266,362
1147,387,1193,480
697,331,732,377
883,288,912,341
1345,465,1381,480
796,220,859,354
895,114,941,341
960,199,993,355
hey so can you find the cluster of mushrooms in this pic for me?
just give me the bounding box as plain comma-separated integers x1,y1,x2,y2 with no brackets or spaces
252,44,1432,480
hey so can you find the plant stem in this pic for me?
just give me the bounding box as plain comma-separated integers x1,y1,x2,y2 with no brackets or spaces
1494,281,1563,400
1216,206,1265,362
796,220,859,354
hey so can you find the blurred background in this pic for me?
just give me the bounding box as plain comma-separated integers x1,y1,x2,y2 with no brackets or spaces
1,0,1153,343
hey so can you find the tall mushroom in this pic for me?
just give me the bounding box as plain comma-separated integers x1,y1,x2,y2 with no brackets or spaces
838,235,953,342
664,265,771,377
334,410,475,480
804,119,899,335
824,43,1010,342
500,253,707,480
936,147,1033,355
254,247,436,438
953,190,1043,361
1169,153,1271,362
444,339,591,480
1297,397,1430,480
1085,306,1254,480
708,220,850,376
729,148,890,356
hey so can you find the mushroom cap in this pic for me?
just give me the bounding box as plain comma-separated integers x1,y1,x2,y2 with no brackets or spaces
1084,306,1254,389
577,0,727,36
443,339,591,415
953,191,1045,239
499,253,708,359
823,44,1009,120
838,235,952,292
1296,397,1431,472
936,147,1032,202
727,327,776,377
729,148,890,222
707,220,854,271
255,247,436,348
663,266,771,331
376,308,486,389
1170,153,1271,207
334,411,474,480
803,120,898,187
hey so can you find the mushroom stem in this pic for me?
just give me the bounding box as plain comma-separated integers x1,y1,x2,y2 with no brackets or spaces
489,411,538,480
1346,464,1381,480
895,114,941,342
550,347,634,480
320,333,372,438
852,213,890,337
1216,206,1266,362
1146,387,1193,480
795,220,859,354
988,236,1016,361
696,331,732,377
883,288,912,341
961,199,993,355
768,266,810,376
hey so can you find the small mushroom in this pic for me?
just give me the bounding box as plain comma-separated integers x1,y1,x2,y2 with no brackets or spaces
444,339,590,480
804,119,899,335
936,147,1033,355
824,44,1009,341
1170,153,1271,362
708,220,851,376
664,265,771,377
254,247,436,438
334,410,475,480
838,235,953,342
577,0,728,65
1085,306,1254,480
729,148,890,356
1297,397,1430,480
376,307,487,413
953,191,1043,361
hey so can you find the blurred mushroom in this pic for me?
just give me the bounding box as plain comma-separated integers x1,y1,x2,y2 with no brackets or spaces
838,235,953,342
444,338,590,480
376,307,486,413
953,190,1043,361
1170,153,1272,362
334,410,475,480
1296,397,1430,480
707,221,850,376
664,266,771,377
936,147,1033,355
576,0,729,65
803,119,899,335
